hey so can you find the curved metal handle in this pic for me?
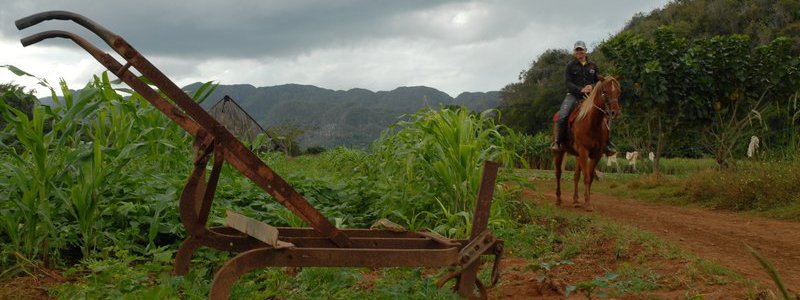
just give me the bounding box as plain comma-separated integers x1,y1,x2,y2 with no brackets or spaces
15,10,116,45
19,30,99,54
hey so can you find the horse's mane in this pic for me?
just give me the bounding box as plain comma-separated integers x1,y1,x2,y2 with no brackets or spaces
575,80,604,121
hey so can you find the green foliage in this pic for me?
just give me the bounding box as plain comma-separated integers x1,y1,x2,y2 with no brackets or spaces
0,83,36,130
266,122,310,157
51,246,212,300
0,68,216,271
683,160,800,215
365,107,518,237
602,26,800,168
567,272,618,299
501,130,552,169
623,0,800,54
747,245,795,300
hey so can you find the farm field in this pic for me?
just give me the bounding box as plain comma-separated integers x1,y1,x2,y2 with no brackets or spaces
2,151,795,299
3,1,800,298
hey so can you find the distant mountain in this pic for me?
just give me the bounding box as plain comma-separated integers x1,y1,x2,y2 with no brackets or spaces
183,83,500,148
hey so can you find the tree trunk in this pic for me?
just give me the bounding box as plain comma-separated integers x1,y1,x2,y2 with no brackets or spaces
654,114,664,176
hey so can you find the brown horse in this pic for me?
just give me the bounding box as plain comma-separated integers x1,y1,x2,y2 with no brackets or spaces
552,75,621,211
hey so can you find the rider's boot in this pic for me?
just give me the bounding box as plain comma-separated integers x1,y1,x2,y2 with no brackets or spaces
551,125,564,151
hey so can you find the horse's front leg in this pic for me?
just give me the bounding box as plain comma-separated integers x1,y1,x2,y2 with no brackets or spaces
582,154,600,212
572,156,582,207
553,150,564,206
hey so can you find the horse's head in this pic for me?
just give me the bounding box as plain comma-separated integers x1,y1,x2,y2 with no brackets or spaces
598,75,621,119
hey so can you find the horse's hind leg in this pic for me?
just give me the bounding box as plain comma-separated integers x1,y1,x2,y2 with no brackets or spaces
572,158,582,207
553,150,564,206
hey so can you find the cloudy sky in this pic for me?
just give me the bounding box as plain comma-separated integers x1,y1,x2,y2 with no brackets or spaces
1,0,670,97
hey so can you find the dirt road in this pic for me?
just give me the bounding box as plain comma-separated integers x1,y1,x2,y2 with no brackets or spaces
540,190,800,290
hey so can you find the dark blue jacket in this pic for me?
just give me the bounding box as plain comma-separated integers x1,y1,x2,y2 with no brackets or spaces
565,58,600,98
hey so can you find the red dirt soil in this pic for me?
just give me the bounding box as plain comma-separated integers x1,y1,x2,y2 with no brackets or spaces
0,269,64,300
539,188,800,295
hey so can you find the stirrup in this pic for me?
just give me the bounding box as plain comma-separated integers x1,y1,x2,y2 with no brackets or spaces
551,141,563,151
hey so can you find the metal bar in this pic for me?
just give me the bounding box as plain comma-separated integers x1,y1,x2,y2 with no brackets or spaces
281,237,449,249
16,10,116,41
276,227,421,238
209,247,460,299
197,138,225,226
457,161,500,298
456,230,495,268
179,140,213,236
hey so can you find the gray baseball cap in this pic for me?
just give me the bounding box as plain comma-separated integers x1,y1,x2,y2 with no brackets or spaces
573,40,587,51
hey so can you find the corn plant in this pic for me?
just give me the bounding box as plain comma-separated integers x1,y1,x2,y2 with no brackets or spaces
367,107,518,237
747,245,794,300
1,66,216,266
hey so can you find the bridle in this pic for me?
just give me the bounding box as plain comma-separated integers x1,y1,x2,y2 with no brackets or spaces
595,80,620,131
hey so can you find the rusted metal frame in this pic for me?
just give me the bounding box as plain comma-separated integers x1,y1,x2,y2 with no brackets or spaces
209,246,461,300
456,230,496,269
174,231,269,275
197,134,226,226
490,240,504,287
276,227,421,238
16,11,352,248
179,139,214,236
418,230,461,247
174,237,201,275
281,237,448,249
209,226,505,255
456,161,500,298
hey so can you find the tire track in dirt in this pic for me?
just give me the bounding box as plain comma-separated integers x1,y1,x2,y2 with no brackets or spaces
540,190,800,290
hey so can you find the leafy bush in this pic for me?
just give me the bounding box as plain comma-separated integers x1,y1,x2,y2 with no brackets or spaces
683,160,800,214
364,107,519,237
502,130,552,169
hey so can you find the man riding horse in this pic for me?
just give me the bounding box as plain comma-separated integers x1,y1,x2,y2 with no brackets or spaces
551,40,616,156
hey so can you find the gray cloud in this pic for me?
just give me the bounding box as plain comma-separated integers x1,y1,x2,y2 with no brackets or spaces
0,0,670,96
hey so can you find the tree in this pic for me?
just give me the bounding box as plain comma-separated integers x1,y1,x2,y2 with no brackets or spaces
266,122,311,157
499,49,572,134
0,83,37,130
602,27,707,174
692,35,800,165
602,27,800,169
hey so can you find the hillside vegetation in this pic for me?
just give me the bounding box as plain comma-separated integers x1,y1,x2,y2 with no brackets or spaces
184,83,500,148
499,0,800,164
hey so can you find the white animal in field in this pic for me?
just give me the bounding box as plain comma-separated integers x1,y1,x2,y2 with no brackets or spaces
747,136,760,158
605,152,620,173
648,152,655,161
606,152,618,167
626,151,640,170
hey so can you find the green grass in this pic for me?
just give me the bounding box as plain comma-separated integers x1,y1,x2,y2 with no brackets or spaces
520,157,800,221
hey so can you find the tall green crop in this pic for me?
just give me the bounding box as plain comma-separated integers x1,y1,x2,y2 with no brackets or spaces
367,107,518,237
0,67,216,269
